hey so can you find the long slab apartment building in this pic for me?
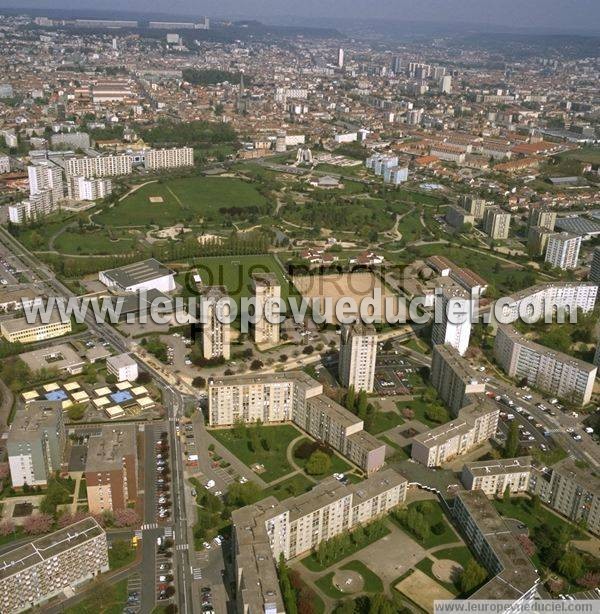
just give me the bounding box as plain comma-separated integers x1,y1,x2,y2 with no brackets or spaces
232,469,408,614
454,491,539,606
494,324,597,405
208,372,386,475
0,517,109,613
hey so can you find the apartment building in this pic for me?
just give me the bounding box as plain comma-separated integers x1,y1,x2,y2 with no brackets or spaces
68,176,112,201
530,459,600,536
106,352,138,382
499,282,597,323
545,232,582,270
411,396,499,467
461,457,532,496
0,517,109,614
208,372,386,475
590,246,600,283
84,425,138,514
383,165,409,185
1,313,72,344
144,146,194,170
527,225,555,256
338,321,377,393
458,195,487,219
252,272,281,345
445,206,474,230
494,324,596,406
430,143,466,164
528,207,556,231
0,154,10,174
7,401,65,487
232,470,407,613
483,207,511,240
431,286,472,356
28,162,64,205
453,491,539,605
200,286,231,360
65,154,132,178
430,344,485,416
8,190,57,224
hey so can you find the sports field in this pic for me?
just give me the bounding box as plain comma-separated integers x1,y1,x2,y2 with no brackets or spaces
93,176,269,227
395,568,454,612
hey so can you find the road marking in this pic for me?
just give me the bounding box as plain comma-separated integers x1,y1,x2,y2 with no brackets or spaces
142,522,159,530
176,543,189,550
192,567,203,580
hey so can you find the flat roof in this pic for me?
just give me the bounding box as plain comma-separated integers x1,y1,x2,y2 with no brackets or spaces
209,370,318,390
101,258,174,289
8,401,62,441
107,352,137,370
464,456,532,478
0,517,104,581
1,312,69,333
553,458,600,496
20,343,85,373
85,425,136,472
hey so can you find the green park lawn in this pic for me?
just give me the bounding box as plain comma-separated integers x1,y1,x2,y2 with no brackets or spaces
367,410,405,435
391,501,458,549
64,578,128,614
315,572,347,599
396,398,450,428
261,474,314,501
53,229,138,255
93,176,268,228
209,423,301,482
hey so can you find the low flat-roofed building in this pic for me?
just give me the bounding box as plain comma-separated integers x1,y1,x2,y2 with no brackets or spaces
84,425,138,513
1,313,72,344
453,491,539,605
0,287,41,313
461,457,532,496
20,343,85,375
98,258,175,293
106,352,138,382
0,517,109,614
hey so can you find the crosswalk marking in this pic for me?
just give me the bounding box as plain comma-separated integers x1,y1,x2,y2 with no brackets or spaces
192,567,203,580
142,522,159,530
176,543,189,551
164,527,173,537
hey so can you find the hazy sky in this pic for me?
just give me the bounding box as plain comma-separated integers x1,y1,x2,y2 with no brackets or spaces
3,0,600,32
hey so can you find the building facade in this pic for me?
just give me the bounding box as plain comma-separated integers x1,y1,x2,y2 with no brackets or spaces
65,154,132,179
545,232,582,270
200,286,231,360
1,314,72,344
494,324,596,406
252,273,281,345
338,321,377,393
431,286,472,356
0,517,109,614
461,457,532,496
483,207,511,240
144,146,194,170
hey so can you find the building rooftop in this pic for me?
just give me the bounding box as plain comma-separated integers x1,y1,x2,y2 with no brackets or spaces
101,258,174,290
0,517,104,581
1,311,68,332
85,425,136,473
464,456,532,478
507,281,597,304
433,343,482,385
553,458,600,496
209,370,319,391
20,343,85,373
251,272,279,287
106,352,136,370
8,401,62,441
456,491,539,600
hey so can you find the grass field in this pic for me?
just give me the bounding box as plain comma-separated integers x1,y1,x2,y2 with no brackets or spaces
54,229,138,255
396,398,450,428
180,254,293,303
367,410,405,435
392,501,458,549
340,560,384,593
261,474,314,501
64,578,128,614
209,423,301,482
94,176,269,228
557,147,600,165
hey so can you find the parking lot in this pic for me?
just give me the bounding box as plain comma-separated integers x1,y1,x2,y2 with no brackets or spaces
374,353,421,396
123,573,142,614
154,430,172,524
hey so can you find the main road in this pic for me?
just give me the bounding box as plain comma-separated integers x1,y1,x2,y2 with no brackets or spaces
0,226,196,613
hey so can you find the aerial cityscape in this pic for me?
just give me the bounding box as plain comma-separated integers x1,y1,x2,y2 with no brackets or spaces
0,2,599,614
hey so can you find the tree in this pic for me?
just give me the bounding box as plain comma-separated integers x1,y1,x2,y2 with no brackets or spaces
192,376,206,388
503,420,520,458
557,551,584,581
250,359,264,371
356,390,368,419
113,508,140,528
333,602,356,614
306,450,332,476
345,386,356,412
226,482,262,508
503,485,511,503
425,404,449,424
23,513,53,535
459,559,488,594
0,520,15,536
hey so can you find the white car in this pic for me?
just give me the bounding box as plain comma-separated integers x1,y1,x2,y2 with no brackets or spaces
202,541,212,549
205,480,215,489
213,536,222,546
238,476,248,484
214,490,222,497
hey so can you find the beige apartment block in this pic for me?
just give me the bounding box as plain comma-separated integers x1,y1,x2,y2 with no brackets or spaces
252,272,281,345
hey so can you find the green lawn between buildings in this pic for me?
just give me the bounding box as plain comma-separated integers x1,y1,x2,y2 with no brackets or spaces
64,578,128,614
209,423,301,482
93,175,268,228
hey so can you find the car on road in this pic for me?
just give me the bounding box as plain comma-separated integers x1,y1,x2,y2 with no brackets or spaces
202,541,212,549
